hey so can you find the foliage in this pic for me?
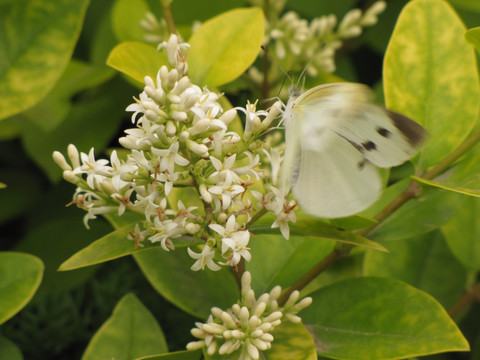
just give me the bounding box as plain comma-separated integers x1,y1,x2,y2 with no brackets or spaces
1,0,480,359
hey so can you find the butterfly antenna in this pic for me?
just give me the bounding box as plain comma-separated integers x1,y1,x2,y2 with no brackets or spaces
261,45,292,83
297,42,327,89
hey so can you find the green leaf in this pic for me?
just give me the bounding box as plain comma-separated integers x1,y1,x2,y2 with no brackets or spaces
82,293,168,360
442,196,480,271
370,188,464,242
411,146,480,197
134,248,239,318
15,216,110,296
245,234,336,294
206,321,317,360
250,213,387,252
0,0,89,120
111,0,151,42
21,77,130,182
384,0,480,169
465,27,480,54
302,277,469,359
18,59,115,132
266,321,317,360
188,8,264,87
364,230,467,308
0,336,23,360
449,0,480,12
59,223,138,271
136,349,202,360
107,41,168,84
0,252,44,324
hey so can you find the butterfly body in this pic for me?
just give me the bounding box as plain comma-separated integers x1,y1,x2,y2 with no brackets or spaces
282,83,426,218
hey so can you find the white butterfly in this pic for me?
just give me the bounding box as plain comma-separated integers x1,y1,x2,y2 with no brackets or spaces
282,82,426,218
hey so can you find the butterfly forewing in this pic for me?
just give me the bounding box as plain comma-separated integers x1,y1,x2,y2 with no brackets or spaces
282,82,427,219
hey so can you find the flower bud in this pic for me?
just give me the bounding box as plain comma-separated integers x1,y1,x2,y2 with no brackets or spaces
166,121,177,136
53,151,72,171
67,144,80,169
186,140,209,157
199,184,212,203
188,118,210,136
219,109,237,126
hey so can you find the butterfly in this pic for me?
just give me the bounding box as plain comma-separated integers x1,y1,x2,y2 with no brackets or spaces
281,82,427,218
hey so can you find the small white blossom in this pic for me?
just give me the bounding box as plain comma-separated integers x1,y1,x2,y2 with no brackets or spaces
188,245,221,271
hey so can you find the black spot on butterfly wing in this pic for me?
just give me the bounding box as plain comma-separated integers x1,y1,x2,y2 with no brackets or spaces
362,141,377,151
386,110,427,147
376,127,392,138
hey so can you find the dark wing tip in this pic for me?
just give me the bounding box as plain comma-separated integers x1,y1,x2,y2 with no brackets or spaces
386,110,427,147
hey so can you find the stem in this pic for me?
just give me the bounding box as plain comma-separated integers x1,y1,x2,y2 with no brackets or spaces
448,281,480,318
422,128,480,180
161,1,177,35
278,244,350,305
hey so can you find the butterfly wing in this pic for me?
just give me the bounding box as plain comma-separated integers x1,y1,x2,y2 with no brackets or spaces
298,83,427,168
283,82,426,218
283,91,381,218
293,126,382,218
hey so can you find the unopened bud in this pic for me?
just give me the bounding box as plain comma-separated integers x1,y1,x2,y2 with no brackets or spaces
187,140,209,157
67,144,80,169
219,109,237,126
53,151,72,171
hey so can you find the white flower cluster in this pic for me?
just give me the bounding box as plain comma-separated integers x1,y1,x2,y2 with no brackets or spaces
186,271,312,359
264,1,386,75
140,12,168,44
53,34,297,271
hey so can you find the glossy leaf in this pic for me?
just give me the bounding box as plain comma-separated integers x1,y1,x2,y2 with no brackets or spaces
21,77,130,182
369,189,463,242
206,321,317,360
82,293,168,360
15,216,110,296
107,41,168,84
302,277,469,359
18,59,115,132
266,321,317,360
0,336,22,360
411,147,480,197
465,27,480,54
59,223,138,271
384,0,480,169
134,248,239,319
245,234,335,294
364,230,467,308
0,252,44,324
0,0,89,120
136,349,202,360
442,196,480,271
250,213,387,252
188,8,264,87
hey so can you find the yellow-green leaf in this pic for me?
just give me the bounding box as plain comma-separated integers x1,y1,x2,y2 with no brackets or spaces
465,27,480,54
188,8,264,87
302,277,469,359
82,293,168,360
384,0,480,169
107,41,168,84
0,0,89,120
0,252,44,324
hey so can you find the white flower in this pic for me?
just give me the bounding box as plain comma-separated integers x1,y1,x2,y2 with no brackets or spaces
209,155,240,184
209,215,251,266
74,148,111,189
233,152,260,180
208,183,245,211
134,192,165,221
149,218,183,251
188,245,221,271
151,141,189,173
